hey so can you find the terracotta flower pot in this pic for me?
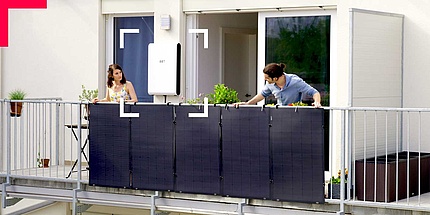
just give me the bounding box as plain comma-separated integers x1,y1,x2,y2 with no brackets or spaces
10,102,23,117
39,159,50,168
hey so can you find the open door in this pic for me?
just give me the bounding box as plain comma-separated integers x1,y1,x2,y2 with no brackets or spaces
221,28,257,102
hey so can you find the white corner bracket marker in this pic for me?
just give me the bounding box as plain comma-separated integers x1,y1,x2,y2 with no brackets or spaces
120,98,140,118
120,29,140,49
188,29,208,49
188,97,208,118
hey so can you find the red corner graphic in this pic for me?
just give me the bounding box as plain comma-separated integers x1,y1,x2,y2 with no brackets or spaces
0,0,47,47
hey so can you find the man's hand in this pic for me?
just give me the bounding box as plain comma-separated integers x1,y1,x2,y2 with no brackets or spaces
312,101,322,108
233,102,247,108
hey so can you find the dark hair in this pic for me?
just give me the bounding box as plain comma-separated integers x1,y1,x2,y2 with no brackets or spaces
263,63,286,79
107,64,127,88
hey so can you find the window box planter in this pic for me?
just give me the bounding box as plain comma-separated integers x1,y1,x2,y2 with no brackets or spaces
355,151,430,202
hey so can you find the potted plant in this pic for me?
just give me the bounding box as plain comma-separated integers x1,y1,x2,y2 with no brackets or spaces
78,85,98,119
8,89,26,117
328,168,348,199
37,152,50,168
207,83,240,104
185,84,240,105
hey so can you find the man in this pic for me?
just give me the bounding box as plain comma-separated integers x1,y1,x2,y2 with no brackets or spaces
234,63,321,108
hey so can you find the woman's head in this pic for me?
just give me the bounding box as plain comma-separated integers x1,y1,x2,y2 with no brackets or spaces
107,64,127,87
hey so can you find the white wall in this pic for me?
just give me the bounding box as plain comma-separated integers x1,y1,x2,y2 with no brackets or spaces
2,0,102,100
338,1,430,152
152,0,186,103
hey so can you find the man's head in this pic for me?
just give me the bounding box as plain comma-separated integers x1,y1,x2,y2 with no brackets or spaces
263,63,286,84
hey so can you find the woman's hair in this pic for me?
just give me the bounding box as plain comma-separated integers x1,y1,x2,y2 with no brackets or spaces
107,64,127,88
263,63,286,79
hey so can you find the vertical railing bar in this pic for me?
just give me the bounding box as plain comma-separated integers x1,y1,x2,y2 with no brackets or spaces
49,103,53,177
7,101,11,183
42,103,46,176
407,111,410,204
13,102,17,172
77,103,82,186
329,109,333,199
396,111,399,203
364,110,367,201
347,109,352,201
19,103,24,174
418,111,421,205
352,110,356,200
70,103,73,178
385,111,388,203
36,103,39,175
63,103,66,177
24,103,28,172
373,111,377,202
340,110,345,213
43,103,46,176
25,102,28,175
55,102,60,172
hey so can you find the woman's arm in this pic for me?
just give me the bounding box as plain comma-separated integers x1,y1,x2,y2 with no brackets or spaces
126,81,138,102
92,87,110,103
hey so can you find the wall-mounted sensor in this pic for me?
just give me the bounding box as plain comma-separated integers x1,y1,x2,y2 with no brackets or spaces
160,14,171,30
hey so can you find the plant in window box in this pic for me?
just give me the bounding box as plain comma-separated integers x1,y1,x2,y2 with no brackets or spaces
185,84,241,105
207,84,240,104
8,89,26,117
328,168,348,199
288,101,308,106
78,85,98,119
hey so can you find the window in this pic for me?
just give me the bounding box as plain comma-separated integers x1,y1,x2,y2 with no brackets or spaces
265,15,330,105
108,16,154,102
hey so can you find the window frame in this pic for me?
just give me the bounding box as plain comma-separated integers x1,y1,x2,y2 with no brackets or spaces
257,10,337,105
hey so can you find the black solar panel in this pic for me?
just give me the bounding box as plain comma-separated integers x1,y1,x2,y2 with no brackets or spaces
89,104,131,188
131,105,174,191
221,107,270,199
174,106,221,195
270,108,325,203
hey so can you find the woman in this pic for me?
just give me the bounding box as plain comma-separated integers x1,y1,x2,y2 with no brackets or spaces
93,64,138,103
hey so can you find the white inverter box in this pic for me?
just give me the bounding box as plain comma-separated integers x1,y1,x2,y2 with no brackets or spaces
148,42,181,95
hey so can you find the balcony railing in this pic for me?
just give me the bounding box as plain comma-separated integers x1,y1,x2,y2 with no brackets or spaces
2,99,430,214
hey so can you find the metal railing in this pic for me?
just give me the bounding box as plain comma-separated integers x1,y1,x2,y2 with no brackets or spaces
327,107,430,214
0,99,88,182
2,100,430,214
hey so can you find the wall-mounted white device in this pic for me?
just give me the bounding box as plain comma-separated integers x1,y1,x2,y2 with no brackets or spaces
148,42,181,95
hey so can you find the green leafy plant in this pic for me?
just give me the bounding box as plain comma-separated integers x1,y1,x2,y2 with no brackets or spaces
207,84,240,104
8,89,26,100
290,101,307,106
37,152,43,168
330,168,348,184
186,93,205,104
78,85,98,102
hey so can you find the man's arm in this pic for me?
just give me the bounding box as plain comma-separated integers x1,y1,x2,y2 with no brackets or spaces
312,92,321,108
233,93,265,107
